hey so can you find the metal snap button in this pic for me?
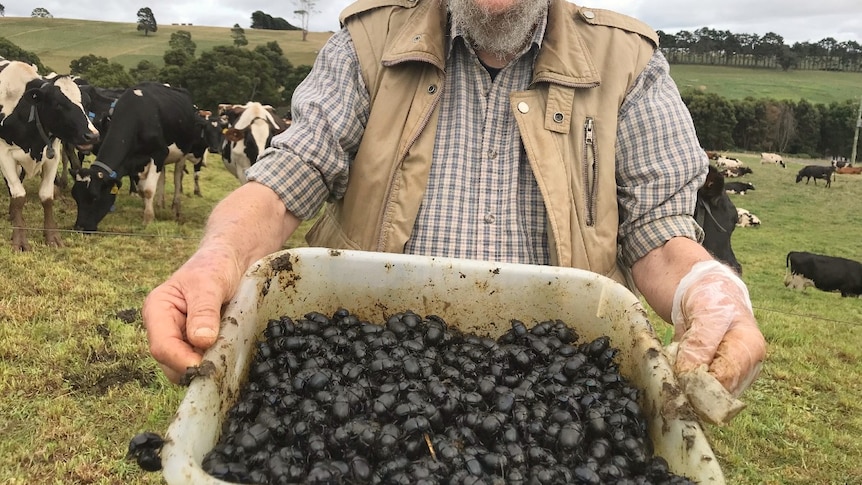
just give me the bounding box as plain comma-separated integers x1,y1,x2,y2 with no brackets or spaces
517,102,529,113
428,84,437,94
553,112,564,123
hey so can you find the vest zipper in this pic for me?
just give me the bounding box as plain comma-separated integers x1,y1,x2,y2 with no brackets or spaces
583,117,597,227
376,79,443,252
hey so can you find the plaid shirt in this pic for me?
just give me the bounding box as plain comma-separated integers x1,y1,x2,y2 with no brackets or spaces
248,17,705,270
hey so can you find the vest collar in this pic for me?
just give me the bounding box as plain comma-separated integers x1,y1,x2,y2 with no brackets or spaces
380,0,601,88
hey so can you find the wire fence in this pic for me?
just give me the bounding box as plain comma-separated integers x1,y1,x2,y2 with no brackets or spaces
3,223,861,328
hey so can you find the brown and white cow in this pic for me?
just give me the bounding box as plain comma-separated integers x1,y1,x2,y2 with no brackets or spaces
219,102,288,184
836,166,862,175
0,61,99,250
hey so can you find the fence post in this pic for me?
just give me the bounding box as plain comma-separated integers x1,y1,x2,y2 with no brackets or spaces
851,96,862,165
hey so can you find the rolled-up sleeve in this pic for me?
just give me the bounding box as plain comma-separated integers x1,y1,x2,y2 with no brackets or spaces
616,50,708,269
246,29,369,220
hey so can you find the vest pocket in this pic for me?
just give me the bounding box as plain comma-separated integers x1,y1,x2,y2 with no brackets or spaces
583,117,598,227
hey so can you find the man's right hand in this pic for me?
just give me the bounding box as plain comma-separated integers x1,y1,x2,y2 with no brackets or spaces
142,250,241,383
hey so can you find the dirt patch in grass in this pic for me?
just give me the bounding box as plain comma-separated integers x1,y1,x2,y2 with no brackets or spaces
65,363,158,395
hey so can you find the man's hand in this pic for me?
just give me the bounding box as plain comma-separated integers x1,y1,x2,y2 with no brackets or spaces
671,260,767,396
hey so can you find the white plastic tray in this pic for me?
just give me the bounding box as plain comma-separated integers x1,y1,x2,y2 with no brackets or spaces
161,247,724,484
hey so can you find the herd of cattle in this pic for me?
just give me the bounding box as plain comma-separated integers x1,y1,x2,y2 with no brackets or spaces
700,150,862,297
1,57,859,297
0,58,287,250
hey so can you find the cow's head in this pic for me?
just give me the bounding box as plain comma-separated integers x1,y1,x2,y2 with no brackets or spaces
28,76,100,151
70,163,120,232
195,110,224,154
696,165,742,274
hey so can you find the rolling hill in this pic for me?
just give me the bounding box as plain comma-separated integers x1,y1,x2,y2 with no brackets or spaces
2,16,861,105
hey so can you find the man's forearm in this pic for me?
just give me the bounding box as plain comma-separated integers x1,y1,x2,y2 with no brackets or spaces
631,237,714,323
198,181,302,273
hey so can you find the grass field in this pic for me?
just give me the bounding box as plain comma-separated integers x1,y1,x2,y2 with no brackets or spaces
3,17,862,105
670,64,862,104
1,151,861,484
0,17,332,72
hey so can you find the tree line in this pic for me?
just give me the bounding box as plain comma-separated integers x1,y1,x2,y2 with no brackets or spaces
0,32,312,114
683,91,859,159
658,28,862,72
1,32,858,160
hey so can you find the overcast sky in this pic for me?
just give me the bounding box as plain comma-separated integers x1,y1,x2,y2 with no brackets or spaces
3,1,861,45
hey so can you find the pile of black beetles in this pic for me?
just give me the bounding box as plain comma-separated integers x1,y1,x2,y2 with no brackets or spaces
200,309,697,484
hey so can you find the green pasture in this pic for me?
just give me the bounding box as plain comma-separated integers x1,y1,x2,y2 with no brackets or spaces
0,17,332,72
3,17,862,105
670,64,862,104
1,151,861,484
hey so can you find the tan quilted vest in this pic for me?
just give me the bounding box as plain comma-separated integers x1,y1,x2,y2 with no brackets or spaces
306,0,657,286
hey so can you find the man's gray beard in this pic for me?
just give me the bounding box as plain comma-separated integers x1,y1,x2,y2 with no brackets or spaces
447,0,549,62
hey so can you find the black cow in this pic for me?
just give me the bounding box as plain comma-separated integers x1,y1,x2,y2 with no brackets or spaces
0,61,99,250
695,165,742,274
785,251,862,297
70,82,209,232
725,181,755,194
57,83,125,188
796,165,835,187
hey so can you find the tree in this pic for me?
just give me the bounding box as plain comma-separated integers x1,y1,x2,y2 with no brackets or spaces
70,54,111,76
180,45,283,109
169,31,196,57
681,91,736,150
137,7,158,36
31,7,52,18
231,24,248,47
69,54,134,88
1,4,5,17
0,37,47,73
250,10,300,30
129,60,161,83
293,0,319,41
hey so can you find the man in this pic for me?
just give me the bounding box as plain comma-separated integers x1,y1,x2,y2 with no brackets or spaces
143,0,765,405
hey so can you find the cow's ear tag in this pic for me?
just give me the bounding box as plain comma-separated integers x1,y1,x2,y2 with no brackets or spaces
110,185,119,195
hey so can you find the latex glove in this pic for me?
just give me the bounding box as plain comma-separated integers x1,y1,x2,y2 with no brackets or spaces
670,260,767,423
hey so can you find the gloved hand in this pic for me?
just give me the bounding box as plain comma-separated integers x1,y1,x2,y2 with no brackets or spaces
669,260,767,424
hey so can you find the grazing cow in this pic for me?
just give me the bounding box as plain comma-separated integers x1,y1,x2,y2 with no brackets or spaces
721,166,753,178
70,82,212,232
220,102,288,184
784,251,862,297
760,152,786,168
795,165,835,187
704,150,721,160
0,61,99,250
725,181,755,195
836,166,862,175
695,165,742,274
735,208,761,227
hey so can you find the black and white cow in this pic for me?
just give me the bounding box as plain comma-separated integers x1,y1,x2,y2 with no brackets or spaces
152,109,223,205
695,165,742,274
70,82,212,232
220,102,288,184
736,208,761,227
0,61,99,250
725,181,755,195
796,165,835,187
784,251,862,297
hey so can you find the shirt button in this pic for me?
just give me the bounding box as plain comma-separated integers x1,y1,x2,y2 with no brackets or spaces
488,149,497,159
484,214,496,224
517,102,529,114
